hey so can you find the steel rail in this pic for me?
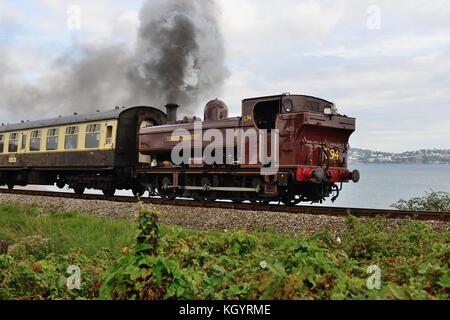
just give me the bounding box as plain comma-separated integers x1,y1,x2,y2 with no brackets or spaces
0,189,448,222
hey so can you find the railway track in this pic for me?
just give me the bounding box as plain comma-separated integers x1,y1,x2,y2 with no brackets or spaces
0,188,448,222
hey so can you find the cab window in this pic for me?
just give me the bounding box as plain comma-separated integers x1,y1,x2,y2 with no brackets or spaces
8,133,18,153
30,130,42,152
253,100,279,130
46,128,59,150
65,126,79,150
305,100,320,112
85,124,100,149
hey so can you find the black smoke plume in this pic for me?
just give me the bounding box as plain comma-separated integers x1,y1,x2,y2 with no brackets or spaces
0,0,228,121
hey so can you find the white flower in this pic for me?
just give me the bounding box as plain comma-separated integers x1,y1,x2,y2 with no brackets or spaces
336,237,342,244
260,261,268,269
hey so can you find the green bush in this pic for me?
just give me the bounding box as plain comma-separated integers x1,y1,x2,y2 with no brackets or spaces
0,204,448,300
0,248,116,300
391,190,450,212
99,207,449,300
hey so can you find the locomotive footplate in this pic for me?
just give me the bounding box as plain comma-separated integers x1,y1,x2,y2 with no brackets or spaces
171,185,261,193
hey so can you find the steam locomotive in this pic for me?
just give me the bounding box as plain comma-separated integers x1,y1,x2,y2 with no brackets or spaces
0,94,359,205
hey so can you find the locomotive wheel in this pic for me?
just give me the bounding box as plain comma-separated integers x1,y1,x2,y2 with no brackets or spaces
159,176,175,200
7,184,14,191
247,177,265,204
196,176,217,202
230,178,245,203
250,199,270,205
102,189,116,197
132,185,146,198
74,187,85,195
147,184,156,197
56,180,66,189
281,195,302,207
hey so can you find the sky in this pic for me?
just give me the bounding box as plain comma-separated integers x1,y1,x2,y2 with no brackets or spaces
0,0,449,153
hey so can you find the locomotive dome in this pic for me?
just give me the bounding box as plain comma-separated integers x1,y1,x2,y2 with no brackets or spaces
204,99,228,122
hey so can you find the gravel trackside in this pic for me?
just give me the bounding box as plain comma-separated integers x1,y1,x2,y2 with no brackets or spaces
1,193,449,237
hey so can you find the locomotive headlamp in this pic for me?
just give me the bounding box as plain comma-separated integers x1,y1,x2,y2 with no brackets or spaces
283,99,293,113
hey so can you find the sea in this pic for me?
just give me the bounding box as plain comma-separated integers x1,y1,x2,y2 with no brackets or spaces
9,164,450,210
322,164,450,209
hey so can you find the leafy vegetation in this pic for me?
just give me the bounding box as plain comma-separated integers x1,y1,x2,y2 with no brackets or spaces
0,203,448,300
0,204,135,300
391,190,450,212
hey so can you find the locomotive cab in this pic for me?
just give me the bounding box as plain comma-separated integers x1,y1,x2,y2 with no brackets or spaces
241,94,360,204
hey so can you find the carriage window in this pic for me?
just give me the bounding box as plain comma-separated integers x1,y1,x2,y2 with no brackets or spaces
0,135,4,153
8,133,18,153
46,128,59,150
85,124,101,149
106,126,113,145
65,126,79,150
253,100,279,130
30,130,42,152
21,134,27,150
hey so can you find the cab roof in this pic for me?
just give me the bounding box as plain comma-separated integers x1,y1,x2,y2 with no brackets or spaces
242,94,333,104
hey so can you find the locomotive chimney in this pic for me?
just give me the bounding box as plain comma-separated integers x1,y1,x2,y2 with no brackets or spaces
165,103,179,124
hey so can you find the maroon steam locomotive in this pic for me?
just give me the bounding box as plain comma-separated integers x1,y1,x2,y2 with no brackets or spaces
136,94,360,205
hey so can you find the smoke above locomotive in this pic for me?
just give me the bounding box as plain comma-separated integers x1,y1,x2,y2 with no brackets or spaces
134,0,229,109
0,0,228,119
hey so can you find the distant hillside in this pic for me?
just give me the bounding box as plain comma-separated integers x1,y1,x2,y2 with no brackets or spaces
349,148,450,164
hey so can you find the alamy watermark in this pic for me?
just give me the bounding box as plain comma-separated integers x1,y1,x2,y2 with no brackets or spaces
66,265,81,290
366,265,381,290
67,5,82,30
367,5,381,30
170,122,280,175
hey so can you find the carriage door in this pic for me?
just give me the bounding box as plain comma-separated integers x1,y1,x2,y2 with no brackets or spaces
138,120,153,165
104,121,114,149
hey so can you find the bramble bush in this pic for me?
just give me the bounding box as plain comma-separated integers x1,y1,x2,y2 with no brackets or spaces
0,248,116,300
99,204,199,300
99,204,449,300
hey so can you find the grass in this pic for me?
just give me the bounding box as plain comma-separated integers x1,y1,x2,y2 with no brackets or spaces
0,205,136,258
0,203,449,300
